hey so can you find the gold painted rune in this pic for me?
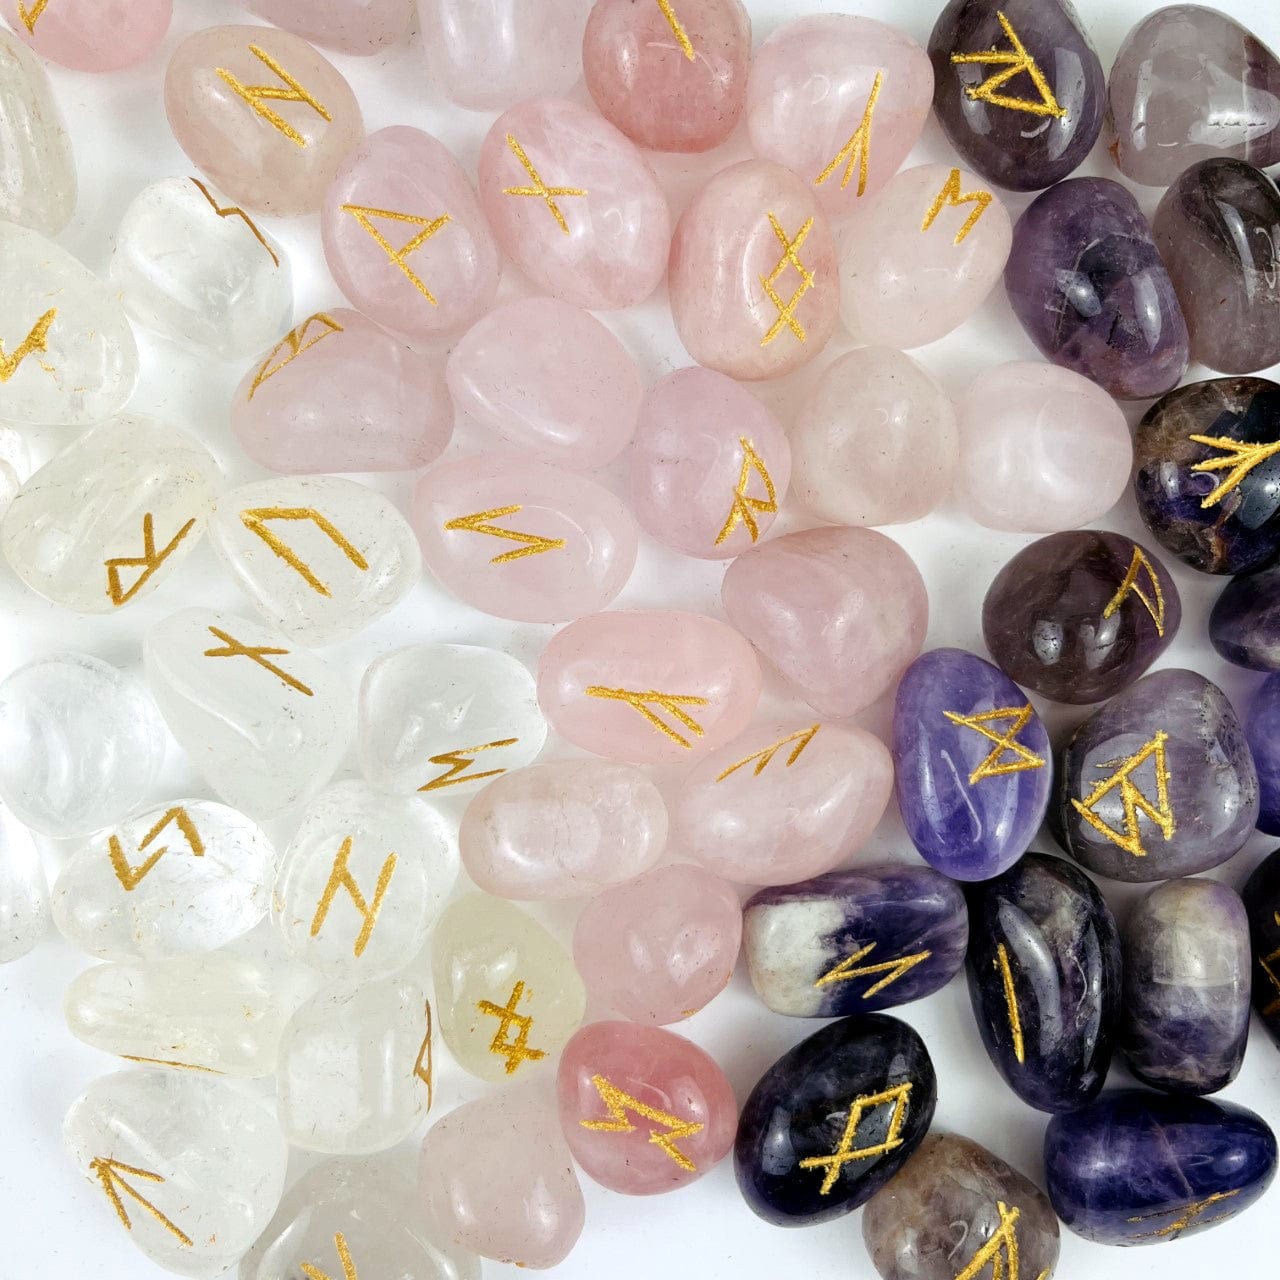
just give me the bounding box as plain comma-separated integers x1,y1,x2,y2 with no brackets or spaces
1258,944,1280,1018
444,505,567,563
942,704,1045,785
16,0,48,33
715,437,779,545
1126,1190,1241,1240
413,1001,434,1109
107,806,205,893
120,1056,221,1073
217,44,332,147
655,0,696,60
477,979,547,1074
502,133,587,235
1071,731,1175,859
0,308,56,382
189,177,280,267
341,204,452,305
240,506,369,596
310,836,398,959
248,312,344,399
760,213,815,347
90,1158,193,1247
798,1083,912,1195
1102,545,1167,636
1187,433,1280,509
105,513,197,607
585,686,710,748
814,942,931,1001
580,1074,704,1173
419,738,520,793
815,69,883,196
301,1231,360,1280
203,625,314,697
994,943,1026,1065
953,1201,1034,1280
950,11,1067,118
922,167,995,246
716,724,820,782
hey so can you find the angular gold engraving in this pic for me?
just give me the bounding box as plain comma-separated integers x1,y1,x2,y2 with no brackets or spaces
943,704,1045,785
798,1083,912,1195
655,0,696,60
107,807,205,893
994,942,1026,1065
309,836,398,958
419,738,520,793
580,1074,704,1172
1102,546,1166,637
814,943,932,1000
217,44,332,147
815,70,883,196
1071,731,1175,859
584,686,709,748
0,308,56,382
90,1158,192,1247
248,313,344,400
760,214,815,346
715,438,779,545
105,513,197,607
1126,1190,1241,1240
301,1232,360,1280
240,506,369,597
477,979,546,1074
1188,434,1280,509
190,177,280,267
341,204,452,305
502,134,586,235
203,625,315,697
921,168,994,246
950,11,1067,118
444,505,567,563
716,724,820,782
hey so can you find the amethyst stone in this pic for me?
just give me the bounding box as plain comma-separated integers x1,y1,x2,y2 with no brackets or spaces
1246,676,1280,835
982,531,1181,705
892,648,1050,881
1004,177,1189,400
965,852,1121,1114
742,864,968,1017
1044,1089,1278,1244
1241,847,1280,1045
1053,668,1259,882
1210,565,1280,669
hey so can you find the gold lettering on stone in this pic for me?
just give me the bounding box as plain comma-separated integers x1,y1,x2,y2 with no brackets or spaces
760,214,816,347
301,1231,360,1280
1258,943,1280,1018
90,1158,193,1247
240,506,369,597
994,943,1026,1065
203,624,315,697
0,308,56,382
1187,434,1280,509
715,437,779,545
217,44,332,148
815,943,931,1000
1071,731,1175,859
950,11,1067,118
477,979,547,1074
309,836,398,958
716,724,820,782
16,0,48,34
105,513,198,607
1126,1190,1242,1240
419,738,520,793
798,1083,912,1195
341,204,452,305
655,0,696,60
502,134,587,236
413,1001,434,1109
190,178,280,267
444,505,567,563
922,168,995,246
580,1075,704,1172
248,312,344,400
119,1055,222,1074
1102,546,1167,637
107,807,205,893
585,686,710,748
943,704,1045,785
815,70,883,196
953,1201,1032,1280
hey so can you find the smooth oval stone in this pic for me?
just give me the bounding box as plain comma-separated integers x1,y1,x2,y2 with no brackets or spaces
0,801,45,962
671,720,893,886
164,25,363,216
1211,565,1280,669
1135,376,1280,576
982,530,1182,705
52,799,275,960
1005,177,1189,399
0,653,164,839
431,893,585,1083
966,851,1121,1113
537,609,761,764
144,608,351,818
0,221,138,426
722,527,927,719
862,1133,1059,1280
1247,678,1280,837
2,414,218,614
273,780,457,980
477,96,669,310
669,159,838,381
1054,668,1259,882
630,366,791,559
248,0,413,55
1120,878,1250,1095
1108,5,1280,187
413,454,636,624
231,307,452,474
1044,1089,1278,1244
736,1013,937,1225
3,0,169,70
1242,846,1280,1042
446,297,641,469
322,126,499,340
558,1020,737,1194
929,0,1104,191
791,347,957,527
573,863,741,1024
743,864,968,1018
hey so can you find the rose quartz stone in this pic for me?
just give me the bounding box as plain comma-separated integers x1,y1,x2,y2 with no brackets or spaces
955,362,1134,534
791,347,958,527
477,97,670,310
746,15,933,219
420,1089,585,1269
322,126,500,340
630,366,791,560
669,159,839,380
557,1021,737,1195
582,0,751,153
165,25,363,216
839,163,1013,348
573,863,742,1023
2,0,170,71
721,527,928,718
670,720,894,885
412,454,637,623
460,759,668,900
230,308,452,473
537,609,762,764
248,0,412,55
446,298,642,469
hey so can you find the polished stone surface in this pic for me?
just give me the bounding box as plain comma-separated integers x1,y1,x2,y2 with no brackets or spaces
1210,564,1280,669
3,0,170,71
1246,679,1280,837
248,0,413,55
0,800,45,962
1242,846,1280,1044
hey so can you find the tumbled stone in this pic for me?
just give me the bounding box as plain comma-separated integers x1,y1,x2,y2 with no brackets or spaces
0,801,44,962
0,426,25,515
1247,678,1280,837
1242,846,1280,1043
736,1014,936,1225
3,0,169,71
1045,1089,1277,1244
1211,563,1280,669
248,0,413,55
0,30,75,231
1054,668,1258,882
982,530,1181,705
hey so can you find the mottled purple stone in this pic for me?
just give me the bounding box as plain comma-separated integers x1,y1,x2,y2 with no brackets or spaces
1004,177,1189,400
1241,846,1280,1041
1210,565,1280,669
982,531,1181,705
1134,377,1280,575
892,648,1050,881
928,0,1104,191
965,852,1121,1114
1044,1089,1278,1244
1245,676,1280,835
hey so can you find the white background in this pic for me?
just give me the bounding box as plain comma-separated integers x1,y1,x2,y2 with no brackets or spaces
2,0,1280,1277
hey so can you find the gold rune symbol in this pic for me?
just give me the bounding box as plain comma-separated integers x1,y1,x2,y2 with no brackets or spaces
585,686,710,748
240,506,369,596
217,44,332,147
580,1074,705,1172
1126,1190,1241,1240
798,1083,912,1195
1187,434,1280,508
815,69,883,196
90,1158,193,1247
716,724,820,782
1259,943,1280,1018
107,807,205,893
477,980,547,1074
502,134,587,235
1071,731,1175,859
953,1201,1038,1280
248,312,344,399
942,704,1045,785
922,168,995,246
655,0,696,60
120,1055,221,1073
760,213,815,346
419,738,520,793
715,437,779,545
814,943,932,1000
105,513,198,607
310,836,398,959
0,308,56,382
341,204,452,305
301,1232,359,1280
444,505,567,563
189,178,280,267
1103,546,1167,637
950,11,1067,119
204,625,314,697
413,1001,434,1109
994,943,1026,1065
16,0,48,34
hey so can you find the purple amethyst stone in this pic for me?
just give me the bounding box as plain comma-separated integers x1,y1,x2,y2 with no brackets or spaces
1245,675,1280,835
1210,564,1280,669
1241,846,1280,1042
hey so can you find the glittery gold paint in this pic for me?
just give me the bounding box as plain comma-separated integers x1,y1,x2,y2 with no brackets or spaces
580,1075,704,1172
301,1232,360,1280
1258,944,1280,1018
814,943,932,1000
477,980,547,1074
418,738,520,793
921,168,995,246
203,624,315,697
309,836,398,958
716,724,820,782
105,513,197,607
240,506,369,597
248,313,344,400
655,0,696,60
815,70,883,196
798,1083,912,1195
952,1201,1029,1280
943,704,1045,785
90,1158,193,1247
1102,546,1166,636
0,308,56,382
502,134,587,235
16,0,48,34
341,204,452,305
107,807,205,893
413,1002,434,1109
120,1056,222,1074
1126,1190,1241,1239
950,12,1067,118
994,943,1026,1065
760,214,816,346
584,686,710,748
1071,731,1175,859
1187,434,1280,509
444,505,567,563
189,178,280,267
715,437,779,545
216,45,332,147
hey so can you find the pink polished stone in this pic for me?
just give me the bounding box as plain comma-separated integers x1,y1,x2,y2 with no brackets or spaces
231,308,452,473
670,720,893,885
248,0,412,55
446,298,642,469
669,159,839,381
746,15,933,219
630,366,791,560
477,97,670,310
420,1090,585,1269
557,1021,737,1195
839,163,1013,348
165,25,363,216
721,527,928,718
537,609,762,764
460,759,668,901
2,0,170,71
582,0,751,153
322,126,500,340
955,362,1134,534
573,864,742,1023
412,454,637,623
